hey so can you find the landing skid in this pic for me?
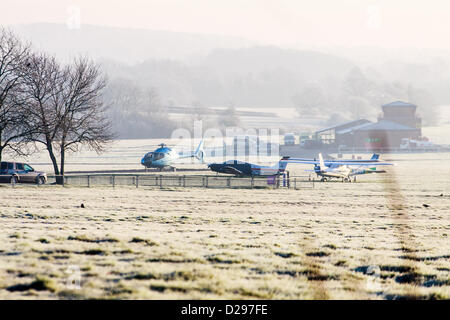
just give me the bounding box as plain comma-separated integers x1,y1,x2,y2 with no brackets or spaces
158,166,177,172
144,166,177,172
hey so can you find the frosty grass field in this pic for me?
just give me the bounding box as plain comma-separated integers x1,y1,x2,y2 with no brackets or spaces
0,139,449,299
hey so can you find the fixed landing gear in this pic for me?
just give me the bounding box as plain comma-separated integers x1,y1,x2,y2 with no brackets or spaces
159,166,176,172
321,177,328,182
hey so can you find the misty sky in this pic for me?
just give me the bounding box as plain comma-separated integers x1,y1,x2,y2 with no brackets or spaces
4,0,450,50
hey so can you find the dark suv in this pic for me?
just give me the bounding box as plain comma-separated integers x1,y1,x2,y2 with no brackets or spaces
0,162,47,185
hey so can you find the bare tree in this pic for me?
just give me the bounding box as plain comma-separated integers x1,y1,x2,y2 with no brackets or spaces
23,54,113,181
22,52,64,176
0,28,32,162
57,57,114,176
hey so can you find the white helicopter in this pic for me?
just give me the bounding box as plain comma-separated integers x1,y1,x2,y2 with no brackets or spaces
140,140,204,171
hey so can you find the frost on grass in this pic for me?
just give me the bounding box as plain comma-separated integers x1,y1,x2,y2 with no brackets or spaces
0,156,449,300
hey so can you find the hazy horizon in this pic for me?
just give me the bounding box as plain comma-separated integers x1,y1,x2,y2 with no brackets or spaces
3,1,450,139
4,0,450,51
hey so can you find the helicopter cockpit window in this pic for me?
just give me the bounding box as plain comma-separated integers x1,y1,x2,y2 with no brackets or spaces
153,153,165,160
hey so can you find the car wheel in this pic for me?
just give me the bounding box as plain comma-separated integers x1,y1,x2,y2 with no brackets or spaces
36,176,46,185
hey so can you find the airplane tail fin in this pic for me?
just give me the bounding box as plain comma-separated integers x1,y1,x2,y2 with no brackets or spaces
318,153,325,170
371,154,380,160
194,140,204,162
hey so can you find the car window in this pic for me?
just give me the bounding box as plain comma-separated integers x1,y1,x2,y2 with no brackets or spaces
16,163,24,170
7,163,13,170
24,164,33,171
0,162,6,170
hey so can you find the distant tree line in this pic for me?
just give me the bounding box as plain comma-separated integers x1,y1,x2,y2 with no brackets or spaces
100,47,443,131
102,77,242,138
103,78,177,139
0,28,113,182
292,66,438,126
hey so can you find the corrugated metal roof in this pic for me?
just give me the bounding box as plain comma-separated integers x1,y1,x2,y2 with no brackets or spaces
336,122,374,134
315,119,371,134
354,120,416,131
382,101,417,108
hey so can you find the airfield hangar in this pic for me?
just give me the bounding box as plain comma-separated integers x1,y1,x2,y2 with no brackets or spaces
315,101,422,150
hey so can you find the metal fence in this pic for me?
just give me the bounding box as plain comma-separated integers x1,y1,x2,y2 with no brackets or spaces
44,174,314,189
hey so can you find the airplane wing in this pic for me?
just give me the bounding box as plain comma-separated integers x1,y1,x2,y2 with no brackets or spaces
287,155,387,165
287,159,393,166
285,160,320,165
222,166,245,175
286,159,347,165
339,162,393,166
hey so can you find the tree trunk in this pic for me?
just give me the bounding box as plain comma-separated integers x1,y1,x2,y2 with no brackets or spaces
0,128,3,163
56,147,65,185
46,142,62,184
60,146,65,176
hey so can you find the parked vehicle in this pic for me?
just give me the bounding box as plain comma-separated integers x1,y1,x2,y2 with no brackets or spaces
400,138,435,150
284,133,296,145
299,132,312,147
0,162,47,185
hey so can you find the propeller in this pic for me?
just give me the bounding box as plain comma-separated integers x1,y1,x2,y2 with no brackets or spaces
140,143,175,149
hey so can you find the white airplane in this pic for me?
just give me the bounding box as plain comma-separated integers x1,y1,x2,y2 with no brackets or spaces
286,153,394,182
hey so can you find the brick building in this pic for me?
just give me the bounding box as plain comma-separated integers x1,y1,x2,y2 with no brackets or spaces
315,101,422,150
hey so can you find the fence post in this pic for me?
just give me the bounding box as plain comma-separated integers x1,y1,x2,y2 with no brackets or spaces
227,177,231,188
112,175,115,188
294,178,297,190
251,176,254,189
62,175,65,187
87,175,90,188
136,175,139,188
183,175,186,187
205,176,208,188
159,175,163,188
